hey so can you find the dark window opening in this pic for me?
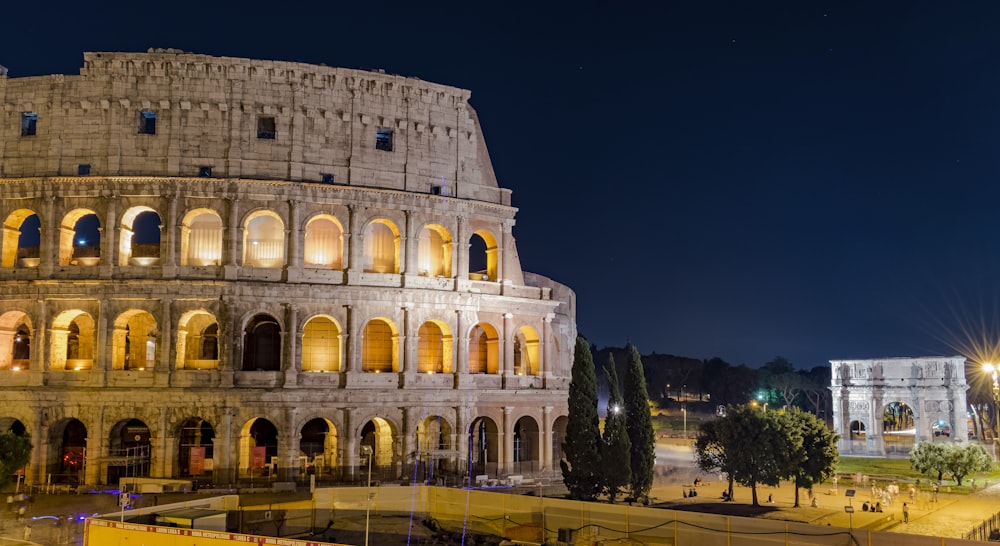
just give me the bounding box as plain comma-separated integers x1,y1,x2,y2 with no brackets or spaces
375,128,393,151
257,116,276,139
321,173,335,185
77,164,91,176
199,166,213,177
21,112,37,137
139,111,156,134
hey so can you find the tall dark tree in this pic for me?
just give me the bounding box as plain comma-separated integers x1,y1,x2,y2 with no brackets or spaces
623,344,655,503
561,336,603,500
784,408,839,507
695,414,738,500
601,355,631,503
0,431,31,488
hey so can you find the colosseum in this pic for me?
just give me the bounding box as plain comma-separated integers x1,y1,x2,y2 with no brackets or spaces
0,50,575,488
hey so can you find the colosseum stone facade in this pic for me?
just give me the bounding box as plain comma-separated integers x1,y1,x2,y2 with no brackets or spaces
0,50,575,488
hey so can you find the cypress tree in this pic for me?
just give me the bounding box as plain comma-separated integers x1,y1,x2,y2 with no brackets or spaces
601,355,631,503
560,336,603,500
623,343,655,503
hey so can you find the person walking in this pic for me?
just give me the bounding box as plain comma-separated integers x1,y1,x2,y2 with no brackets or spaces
902,502,909,523
931,483,938,502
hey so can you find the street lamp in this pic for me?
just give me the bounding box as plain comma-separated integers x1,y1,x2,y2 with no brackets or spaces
983,364,1000,445
682,407,687,438
360,445,374,546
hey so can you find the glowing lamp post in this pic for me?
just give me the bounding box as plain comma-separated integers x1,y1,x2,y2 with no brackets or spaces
983,363,1000,445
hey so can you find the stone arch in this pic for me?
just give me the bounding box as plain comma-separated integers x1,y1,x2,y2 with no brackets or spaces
242,314,281,371
417,319,452,373
111,309,158,371
468,229,497,281
362,219,400,274
301,315,342,372
512,415,540,473
107,418,152,484
468,322,499,374
831,357,969,456
240,417,279,478
47,418,87,484
514,325,541,376
362,317,399,373
177,417,215,478
299,417,338,478
414,414,455,481
551,415,568,465
469,416,499,477
118,206,162,266
416,223,452,277
0,310,32,371
180,208,223,266
242,210,285,268
59,209,102,266
303,214,344,269
1,208,40,268
176,310,219,369
359,416,397,471
50,310,96,371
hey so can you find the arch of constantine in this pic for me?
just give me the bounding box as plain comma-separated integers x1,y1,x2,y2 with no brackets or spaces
0,50,575,488
831,357,969,456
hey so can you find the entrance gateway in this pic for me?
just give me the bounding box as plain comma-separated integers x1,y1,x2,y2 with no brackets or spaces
831,356,969,456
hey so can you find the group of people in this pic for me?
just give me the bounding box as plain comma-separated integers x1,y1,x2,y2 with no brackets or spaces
860,500,884,513
5,493,31,521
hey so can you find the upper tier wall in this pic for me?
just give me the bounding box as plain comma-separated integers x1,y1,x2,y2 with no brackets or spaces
0,51,507,205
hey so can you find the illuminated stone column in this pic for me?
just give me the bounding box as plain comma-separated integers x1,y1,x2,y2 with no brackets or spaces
223,197,239,279
455,216,469,284
501,313,513,387
400,304,413,375
84,436,103,487
163,193,179,272
542,314,554,384
285,199,300,282
401,406,415,479
346,205,360,280
40,195,57,276
403,210,416,277
28,298,46,386
501,407,512,475
154,298,172,387
456,310,468,374
342,305,354,373
92,299,109,387
541,406,553,473
454,407,468,472
283,304,298,386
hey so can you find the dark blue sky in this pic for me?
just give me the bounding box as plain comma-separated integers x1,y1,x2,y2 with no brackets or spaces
5,1,1000,368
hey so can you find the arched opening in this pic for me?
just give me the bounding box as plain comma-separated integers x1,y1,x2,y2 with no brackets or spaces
300,418,338,479
514,326,541,376
178,418,215,478
359,417,396,480
883,402,915,454
362,219,400,274
551,415,568,464
242,314,281,371
107,418,151,484
417,320,452,374
59,211,102,266
0,418,27,436
48,418,87,484
468,230,497,281
362,318,398,373
513,416,539,474
240,418,279,479
50,311,96,371
180,209,223,266
469,417,499,477
303,216,344,269
111,310,157,371
848,420,866,451
176,311,219,369
932,418,953,440
0,311,32,371
415,415,454,482
119,207,162,266
242,211,285,268
1,210,40,268
468,323,499,374
302,316,342,372
417,224,452,277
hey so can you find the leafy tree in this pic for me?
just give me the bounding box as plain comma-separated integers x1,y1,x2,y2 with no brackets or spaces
909,442,949,482
694,404,798,506
0,432,31,488
784,408,839,507
601,355,631,503
944,444,994,486
623,344,655,503
561,336,603,500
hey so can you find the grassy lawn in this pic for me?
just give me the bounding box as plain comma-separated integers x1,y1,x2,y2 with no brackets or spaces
835,455,1000,495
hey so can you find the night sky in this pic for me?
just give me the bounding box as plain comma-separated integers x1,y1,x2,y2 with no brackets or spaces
5,1,1000,369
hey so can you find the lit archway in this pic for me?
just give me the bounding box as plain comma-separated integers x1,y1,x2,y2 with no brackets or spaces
111,310,158,371
415,415,454,480
180,209,223,266
242,314,281,371
119,207,162,266
242,211,285,268
176,310,219,369
359,417,396,475
882,401,915,455
59,209,101,266
177,418,215,478
0,311,32,371
468,230,497,281
417,224,452,277
303,215,344,269
513,416,540,474
50,311,96,371
362,318,398,373
551,415,568,464
48,418,87,484
468,323,499,374
469,417,499,477
302,316,342,372
417,320,452,374
107,418,152,484
514,326,541,376
1,209,40,268
240,418,279,478
300,418,338,478
362,219,400,274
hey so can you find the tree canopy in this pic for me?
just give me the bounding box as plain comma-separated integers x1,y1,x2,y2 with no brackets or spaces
909,442,949,481
561,336,603,500
785,407,839,507
601,355,631,503
0,432,31,488
623,344,655,503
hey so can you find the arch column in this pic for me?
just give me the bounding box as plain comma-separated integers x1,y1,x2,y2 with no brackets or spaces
29,298,47,386
401,305,413,376
344,409,359,481
403,211,417,278
29,417,48,486
541,406,553,473
155,298,172,387
91,299,109,387
40,196,57,276
402,406,415,477
542,314,553,384
285,199,300,282
223,197,239,279
84,436,104,486
501,313,513,388
342,305,354,373
162,193,179,275
501,407,512,476
100,196,117,278
346,205,360,281
283,304,299,386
